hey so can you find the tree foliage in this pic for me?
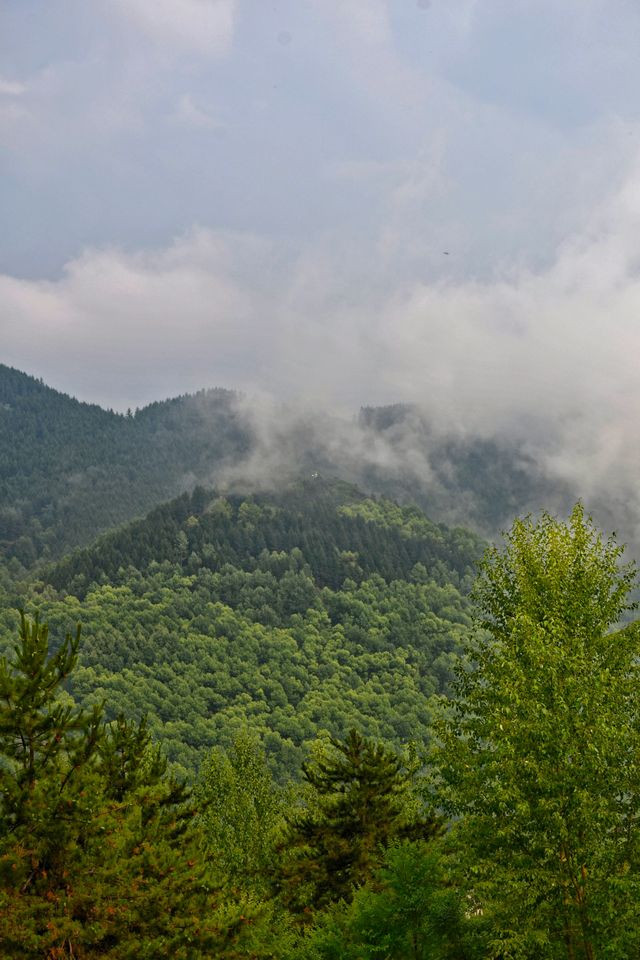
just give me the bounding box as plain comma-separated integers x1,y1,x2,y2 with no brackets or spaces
196,731,284,892
277,729,441,915
1,480,479,777
302,840,480,960
433,505,640,958
0,613,280,959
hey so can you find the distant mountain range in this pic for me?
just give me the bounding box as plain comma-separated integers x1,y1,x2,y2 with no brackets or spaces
1,363,635,775
0,363,574,571
0,364,250,567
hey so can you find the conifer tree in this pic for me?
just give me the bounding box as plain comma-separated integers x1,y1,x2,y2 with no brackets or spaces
0,613,278,959
277,729,440,915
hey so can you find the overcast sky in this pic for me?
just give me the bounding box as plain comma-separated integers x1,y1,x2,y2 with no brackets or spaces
3,0,640,440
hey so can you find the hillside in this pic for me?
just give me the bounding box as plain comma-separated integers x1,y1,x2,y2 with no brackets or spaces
0,364,250,567
1,365,574,575
2,479,484,776
356,403,572,533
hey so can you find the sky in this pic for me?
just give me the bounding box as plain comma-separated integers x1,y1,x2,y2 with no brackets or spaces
2,0,640,457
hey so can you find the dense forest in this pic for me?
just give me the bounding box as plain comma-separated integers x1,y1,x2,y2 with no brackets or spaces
3,367,640,957
0,365,570,572
1,479,482,776
3,506,639,958
0,365,250,567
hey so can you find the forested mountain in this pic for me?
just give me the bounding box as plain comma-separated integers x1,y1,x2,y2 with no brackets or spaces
2,369,639,955
45,478,481,597
1,365,573,573
0,365,250,567
354,403,573,534
3,505,639,958
0,479,483,777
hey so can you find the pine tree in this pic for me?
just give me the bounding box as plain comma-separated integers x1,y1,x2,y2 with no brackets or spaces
276,729,440,916
0,613,277,958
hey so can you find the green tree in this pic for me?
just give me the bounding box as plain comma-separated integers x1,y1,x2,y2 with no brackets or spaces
303,840,479,960
196,730,284,893
346,841,467,960
277,729,441,916
0,613,277,958
433,505,640,959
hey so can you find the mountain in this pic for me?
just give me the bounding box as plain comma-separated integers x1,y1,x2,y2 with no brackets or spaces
2,479,484,776
355,403,572,533
45,476,482,597
0,365,574,574
0,364,250,567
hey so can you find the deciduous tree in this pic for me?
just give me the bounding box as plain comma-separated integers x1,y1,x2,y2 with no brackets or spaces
433,505,640,958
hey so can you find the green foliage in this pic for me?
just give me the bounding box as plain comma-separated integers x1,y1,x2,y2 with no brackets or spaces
347,841,463,960
10,368,640,956
6,501,640,956
0,364,249,569
0,363,563,576
338,498,448,540
45,479,482,597
302,840,481,960
196,731,284,892
277,730,441,915
0,613,103,878
0,614,281,959
1,481,478,777
433,505,640,959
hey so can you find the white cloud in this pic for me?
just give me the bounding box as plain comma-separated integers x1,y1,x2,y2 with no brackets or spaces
2,158,640,432
5,157,640,535
108,0,237,56
0,78,27,96
170,94,222,130
0,165,631,382
0,229,262,407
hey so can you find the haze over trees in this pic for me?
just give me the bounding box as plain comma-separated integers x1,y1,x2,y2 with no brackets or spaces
2,368,640,956
0,365,571,573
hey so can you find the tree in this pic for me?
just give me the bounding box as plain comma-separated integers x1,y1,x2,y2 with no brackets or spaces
303,838,482,960
433,505,640,959
277,729,441,916
196,730,284,893
0,613,277,958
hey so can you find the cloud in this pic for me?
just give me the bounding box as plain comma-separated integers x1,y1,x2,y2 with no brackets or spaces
170,94,223,130
2,162,640,414
5,155,640,542
108,0,237,56
3,158,640,438
1,229,266,408
0,78,27,97
4,0,640,544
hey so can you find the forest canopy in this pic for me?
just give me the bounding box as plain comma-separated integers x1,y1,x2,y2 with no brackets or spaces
1,480,482,777
2,505,639,958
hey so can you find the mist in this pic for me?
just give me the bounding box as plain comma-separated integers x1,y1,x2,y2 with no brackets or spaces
5,159,640,551
4,0,640,550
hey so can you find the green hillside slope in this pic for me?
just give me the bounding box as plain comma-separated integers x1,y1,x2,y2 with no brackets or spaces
0,364,250,567
3,480,484,777
2,366,574,576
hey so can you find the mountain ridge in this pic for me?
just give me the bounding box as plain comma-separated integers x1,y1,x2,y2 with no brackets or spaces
3,476,483,776
1,363,574,573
